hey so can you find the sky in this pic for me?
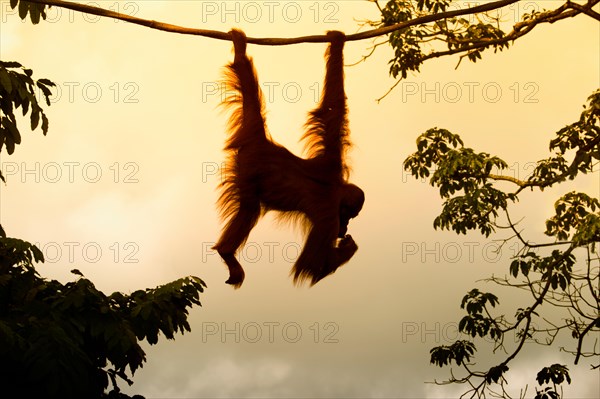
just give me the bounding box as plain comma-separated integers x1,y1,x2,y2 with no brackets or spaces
0,0,599,397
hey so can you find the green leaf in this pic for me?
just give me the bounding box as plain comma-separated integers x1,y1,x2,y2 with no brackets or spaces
430,340,476,367
41,114,49,134
30,6,41,24
30,108,40,130
141,304,152,320
536,364,571,386
485,364,508,384
509,259,519,277
0,68,12,93
131,305,142,318
31,244,44,262
7,120,21,145
18,0,28,19
30,106,40,128
37,78,55,87
30,3,48,24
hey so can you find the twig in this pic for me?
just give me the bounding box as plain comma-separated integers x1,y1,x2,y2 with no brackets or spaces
567,0,600,21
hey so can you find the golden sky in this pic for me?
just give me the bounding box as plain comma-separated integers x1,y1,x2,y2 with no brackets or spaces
1,1,599,397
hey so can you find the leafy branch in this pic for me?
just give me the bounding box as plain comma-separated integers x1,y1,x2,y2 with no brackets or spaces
368,0,599,100
0,232,206,398
0,60,55,179
1,13,207,393
404,89,600,398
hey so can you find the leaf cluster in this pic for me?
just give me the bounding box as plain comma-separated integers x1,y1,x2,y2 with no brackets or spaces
430,339,475,367
536,364,571,386
0,60,55,175
0,232,206,398
458,289,502,340
8,0,49,24
404,128,514,236
404,90,600,239
528,90,600,188
545,192,600,244
534,364,571,399
510,250,575,291
378,0,509,79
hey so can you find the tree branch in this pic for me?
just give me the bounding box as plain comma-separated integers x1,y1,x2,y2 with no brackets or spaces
566,0,600,21
574,317,600,364
25,0,522,44
485,132,600,196
418,0,600,64
488,174,528,187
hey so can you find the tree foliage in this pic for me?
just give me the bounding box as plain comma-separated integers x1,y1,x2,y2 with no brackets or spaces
1,6,207,397
1,1,54,179
8,0,49,24
1,1,54,162
375,0,510,78
405,89,600,398
0,232,206,398
0,60,54,166
367,0,600,99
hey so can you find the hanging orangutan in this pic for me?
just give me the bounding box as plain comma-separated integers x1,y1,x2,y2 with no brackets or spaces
214,29,364,288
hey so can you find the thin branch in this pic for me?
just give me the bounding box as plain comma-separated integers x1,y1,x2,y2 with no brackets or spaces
502,248,575,365
566,0,600,21
376,79,403,103
574,317,600,364
347,40,389,67
373,0,385,15
585,247,600,304
26,0,522,44
488,174,528,187
484,132,600,197
504,210,573,249
373,0,600,100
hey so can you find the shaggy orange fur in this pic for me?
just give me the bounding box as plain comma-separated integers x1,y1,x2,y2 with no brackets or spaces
213,29,364,288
